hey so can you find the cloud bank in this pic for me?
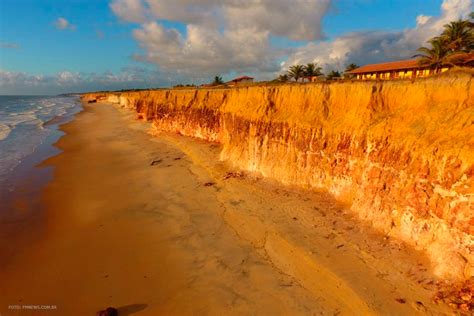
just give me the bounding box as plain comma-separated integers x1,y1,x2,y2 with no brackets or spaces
111,0,472,77
0,68,173,95
110,0,332,76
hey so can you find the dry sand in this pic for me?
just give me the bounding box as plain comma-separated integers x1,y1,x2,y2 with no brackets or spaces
0,102,453,315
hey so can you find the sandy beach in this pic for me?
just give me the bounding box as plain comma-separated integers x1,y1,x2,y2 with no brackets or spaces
0,102,454,315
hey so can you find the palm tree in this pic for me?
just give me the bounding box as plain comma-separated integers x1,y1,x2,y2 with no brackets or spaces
277,74,290,82
344,63,359,79
326,70,341,80
439,20,473,52
304,63,323,78
287,65,305,82
414,38,450,71
344,63,359,72
445,51,474,66
212,75,224,85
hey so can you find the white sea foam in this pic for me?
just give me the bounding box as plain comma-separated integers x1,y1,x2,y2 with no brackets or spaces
2,112,39,126
0,122,11,141
0,96,80,182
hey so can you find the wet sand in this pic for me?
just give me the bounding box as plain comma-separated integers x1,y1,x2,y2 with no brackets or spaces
0,102,452,315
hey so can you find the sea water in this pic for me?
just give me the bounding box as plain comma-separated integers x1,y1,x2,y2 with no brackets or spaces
0,95,81,185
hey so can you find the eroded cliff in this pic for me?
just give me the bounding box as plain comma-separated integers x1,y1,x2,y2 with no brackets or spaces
84,71,474,281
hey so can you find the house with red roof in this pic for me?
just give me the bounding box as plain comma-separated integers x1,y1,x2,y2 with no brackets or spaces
227,76,254,86
347,59,452,80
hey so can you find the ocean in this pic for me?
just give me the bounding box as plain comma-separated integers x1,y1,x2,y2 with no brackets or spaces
0,95,81,186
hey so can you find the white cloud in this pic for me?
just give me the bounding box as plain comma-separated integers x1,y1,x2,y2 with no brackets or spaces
110,0,147,23
132,22,276,76
110,0,332,76
416,15,431,26
54,17,76,31
281,0,472,72
111,0,331,40
223,0,331,41
144,0,331,41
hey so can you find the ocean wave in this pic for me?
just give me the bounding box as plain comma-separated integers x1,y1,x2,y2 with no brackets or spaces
1,111,40,127
0,122,11,141
0,96,80,181
0,99,76,136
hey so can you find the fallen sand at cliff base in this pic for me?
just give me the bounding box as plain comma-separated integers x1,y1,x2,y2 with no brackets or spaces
0,102,455,315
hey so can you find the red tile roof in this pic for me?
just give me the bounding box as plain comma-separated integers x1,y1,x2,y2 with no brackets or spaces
348,59,422,74
231,76,254,82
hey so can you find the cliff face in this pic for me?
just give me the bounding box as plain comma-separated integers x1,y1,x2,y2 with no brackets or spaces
84,72,474,280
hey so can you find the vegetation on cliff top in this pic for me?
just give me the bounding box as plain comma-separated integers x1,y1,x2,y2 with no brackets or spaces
416,14,474,69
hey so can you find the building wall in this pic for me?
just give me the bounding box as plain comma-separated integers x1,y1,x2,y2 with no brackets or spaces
355,67,451,80
228,78,254,86
237,79,253,84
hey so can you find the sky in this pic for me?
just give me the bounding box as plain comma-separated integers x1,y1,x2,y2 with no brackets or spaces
0,0,472,95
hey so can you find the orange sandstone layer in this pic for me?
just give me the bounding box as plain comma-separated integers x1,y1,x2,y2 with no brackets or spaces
83,71,474,280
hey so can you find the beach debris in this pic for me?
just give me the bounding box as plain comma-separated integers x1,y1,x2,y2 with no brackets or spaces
97,307,118,316
395,298,406,304
279,282,294,287
204,182,216,187
174,157,183,160
223,171,245,180
88,99,97,103
336,244,345,249
413,301,427,312
150,159,162,166
433,279,473,313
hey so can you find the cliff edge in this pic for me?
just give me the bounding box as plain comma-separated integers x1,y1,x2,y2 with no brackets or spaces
84,71,473,281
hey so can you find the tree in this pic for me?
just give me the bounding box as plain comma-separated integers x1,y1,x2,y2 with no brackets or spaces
344,63,359,72
415,15,474,70
304,63,323,77
439,20,474,53
344,63,359,79
287,65,305,82
326,70,341,80
445,51,474,66
467,12,474,29
414,38,450,71
277,74,290,82
212,75,224,85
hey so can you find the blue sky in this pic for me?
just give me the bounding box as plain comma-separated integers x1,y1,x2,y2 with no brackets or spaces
0,0,470,94
1,0,137,74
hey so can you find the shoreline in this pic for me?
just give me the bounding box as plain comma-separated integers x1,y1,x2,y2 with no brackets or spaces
0,101,455,315
0,98,82,272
